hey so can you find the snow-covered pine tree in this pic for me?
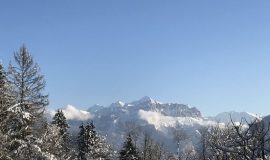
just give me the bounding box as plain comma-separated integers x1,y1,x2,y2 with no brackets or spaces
0,64,11,128
77,123,86,160
51,109,71,157
8,45,49,140
40,123,68,160
0,63,13,160
84,121,98,159
85,121,96,146
0,63,14,131
5,46,49,159
0,63,8,107
119,133,140,160
84,121,113,160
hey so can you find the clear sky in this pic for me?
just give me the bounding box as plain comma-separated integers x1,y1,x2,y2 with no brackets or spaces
1,0,270,116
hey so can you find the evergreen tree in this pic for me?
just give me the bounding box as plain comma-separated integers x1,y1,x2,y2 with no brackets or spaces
0,63,13,130
84,121,98,159
0,63,9,106
84,121,113,160
51,109,71,156
119,133,140,160
0,63,13,160
49,110,76,160
4,46,49,159
8,45,49,140
40,123,68,160
77,123,86,160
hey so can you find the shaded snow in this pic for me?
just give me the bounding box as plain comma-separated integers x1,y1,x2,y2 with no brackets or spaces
88,104,104,113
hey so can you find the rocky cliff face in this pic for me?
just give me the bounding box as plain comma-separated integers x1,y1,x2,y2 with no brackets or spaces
94,96,202,118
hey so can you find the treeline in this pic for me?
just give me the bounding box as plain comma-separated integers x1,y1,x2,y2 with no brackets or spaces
199,118,270,160
117,118,270,160
1,46,270,160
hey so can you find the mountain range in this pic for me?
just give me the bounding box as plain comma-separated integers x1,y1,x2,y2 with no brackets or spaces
48,96,263,152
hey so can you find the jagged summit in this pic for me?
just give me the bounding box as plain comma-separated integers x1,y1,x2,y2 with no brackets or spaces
86,96,202,118
110,100,125,107
131,96,161,105
138,96,157,103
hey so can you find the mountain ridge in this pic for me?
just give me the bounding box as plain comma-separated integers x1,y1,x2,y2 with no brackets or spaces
50,97,261,123
49,97,262,152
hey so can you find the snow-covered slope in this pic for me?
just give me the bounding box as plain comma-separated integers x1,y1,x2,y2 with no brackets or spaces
88,104,104,113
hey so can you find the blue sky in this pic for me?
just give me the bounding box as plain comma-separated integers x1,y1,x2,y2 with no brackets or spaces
1,0,270,116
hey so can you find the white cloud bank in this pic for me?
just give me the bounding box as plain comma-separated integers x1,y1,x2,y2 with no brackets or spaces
50,105,94,121
138,110,216,131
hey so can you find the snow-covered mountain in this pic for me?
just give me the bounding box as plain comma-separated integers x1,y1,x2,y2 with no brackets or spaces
208,111,261,124
85,97,209,150
92,96,202,118
88,104,104,113
50,97,262,152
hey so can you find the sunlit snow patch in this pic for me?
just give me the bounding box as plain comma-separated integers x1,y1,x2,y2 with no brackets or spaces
50,105,94,121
